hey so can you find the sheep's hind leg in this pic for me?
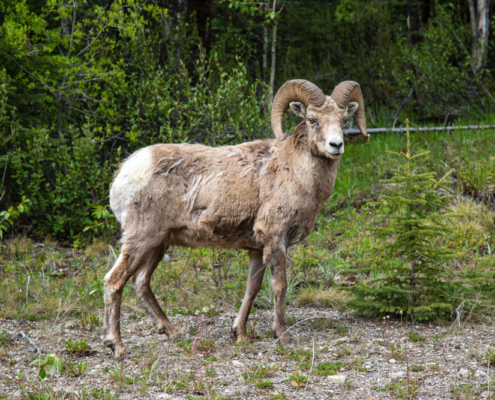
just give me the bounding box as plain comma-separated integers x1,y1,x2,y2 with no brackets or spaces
265,244,294,345
103,243,167,358
129,244,176,339
103,247,135,358
232,249,266,343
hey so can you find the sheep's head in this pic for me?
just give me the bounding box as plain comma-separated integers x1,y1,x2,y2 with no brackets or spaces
271,80,369,159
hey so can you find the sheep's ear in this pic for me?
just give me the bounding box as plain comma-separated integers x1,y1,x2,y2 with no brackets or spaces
290,102,306,119
346,101,359,118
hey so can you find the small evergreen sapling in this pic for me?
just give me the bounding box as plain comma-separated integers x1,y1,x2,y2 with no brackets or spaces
349,120,459,320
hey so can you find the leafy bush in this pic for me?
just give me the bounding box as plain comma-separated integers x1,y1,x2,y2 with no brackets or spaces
278,1,493,120
391,6,486,119
0,1,270,240
0,195,31,238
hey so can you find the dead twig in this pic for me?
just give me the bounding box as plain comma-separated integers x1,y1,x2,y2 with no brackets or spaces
304,336,316,391
19,330,41,354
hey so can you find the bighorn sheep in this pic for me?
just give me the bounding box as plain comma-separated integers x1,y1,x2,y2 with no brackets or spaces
104,79,368,357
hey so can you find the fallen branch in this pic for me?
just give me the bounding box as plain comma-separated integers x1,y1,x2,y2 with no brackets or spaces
19,330,41,354
344,124,495,136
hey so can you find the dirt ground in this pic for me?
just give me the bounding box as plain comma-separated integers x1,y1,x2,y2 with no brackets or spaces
1,307,494,399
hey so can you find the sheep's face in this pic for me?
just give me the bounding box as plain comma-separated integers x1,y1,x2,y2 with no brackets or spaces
290,98,358,160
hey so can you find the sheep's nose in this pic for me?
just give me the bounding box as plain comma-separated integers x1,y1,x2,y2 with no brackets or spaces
329,141,343,150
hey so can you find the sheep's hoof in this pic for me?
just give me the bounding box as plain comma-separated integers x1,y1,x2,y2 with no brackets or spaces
157,323,177,339
104,337,127,359
113,343,127,359
231,326,248,344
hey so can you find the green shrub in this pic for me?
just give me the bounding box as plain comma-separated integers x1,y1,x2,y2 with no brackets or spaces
0,1,270,240
348,120,460,320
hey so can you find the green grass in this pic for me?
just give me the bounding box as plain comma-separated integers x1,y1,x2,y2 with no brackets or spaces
407,333,426,343
335,126,495,208
0,127,494,325
242,364,278,390
315,361,345,376
0,124,494,400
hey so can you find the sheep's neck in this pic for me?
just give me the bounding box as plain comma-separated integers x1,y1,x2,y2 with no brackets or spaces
311,155,340,206
281,135,340,206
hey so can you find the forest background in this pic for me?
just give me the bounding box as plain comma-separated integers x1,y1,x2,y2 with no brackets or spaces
0,0,494,241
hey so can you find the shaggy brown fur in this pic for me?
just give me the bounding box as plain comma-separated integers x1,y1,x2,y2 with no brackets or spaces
103,80,367,358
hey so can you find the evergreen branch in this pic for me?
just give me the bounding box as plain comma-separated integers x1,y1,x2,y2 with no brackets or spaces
434,169,455,188
409,151,430,160
385,151,406,158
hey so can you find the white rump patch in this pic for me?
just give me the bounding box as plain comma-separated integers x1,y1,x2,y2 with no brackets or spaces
110,147,154,225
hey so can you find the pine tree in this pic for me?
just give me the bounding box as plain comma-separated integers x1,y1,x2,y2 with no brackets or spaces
349,120,459,320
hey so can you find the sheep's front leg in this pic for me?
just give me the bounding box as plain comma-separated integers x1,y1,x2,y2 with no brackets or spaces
264,244,294,345
232,249,266,343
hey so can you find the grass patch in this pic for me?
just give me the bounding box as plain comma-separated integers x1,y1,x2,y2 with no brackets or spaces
1,127,494,366
295,287,350,309
407,333,426,342
315,361,345,376
242,364,278,390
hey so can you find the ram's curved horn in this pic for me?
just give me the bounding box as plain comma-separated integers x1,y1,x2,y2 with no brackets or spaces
271,79,326,141
331,81,369,142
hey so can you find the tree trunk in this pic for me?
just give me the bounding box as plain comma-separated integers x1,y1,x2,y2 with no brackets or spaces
406,0,412,48
269,0,277,102
263,24,268,82
469,0,492,74
421,0,433,26
189,0,212,55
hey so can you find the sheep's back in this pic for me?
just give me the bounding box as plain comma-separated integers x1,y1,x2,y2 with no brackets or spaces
111,141,274,249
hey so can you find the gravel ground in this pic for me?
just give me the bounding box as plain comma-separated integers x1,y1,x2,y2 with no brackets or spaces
1,307,494,399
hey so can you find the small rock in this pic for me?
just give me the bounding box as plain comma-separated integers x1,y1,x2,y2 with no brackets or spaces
458,368,470,377
390,371,406,379
328,374,347,384
65,321,76,329
232,360,245,367
389,359,396,364
163,254,171,262
475,369,487,377
480,391,491,399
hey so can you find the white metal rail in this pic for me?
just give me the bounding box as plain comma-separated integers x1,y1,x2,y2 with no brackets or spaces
344,124,495,136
